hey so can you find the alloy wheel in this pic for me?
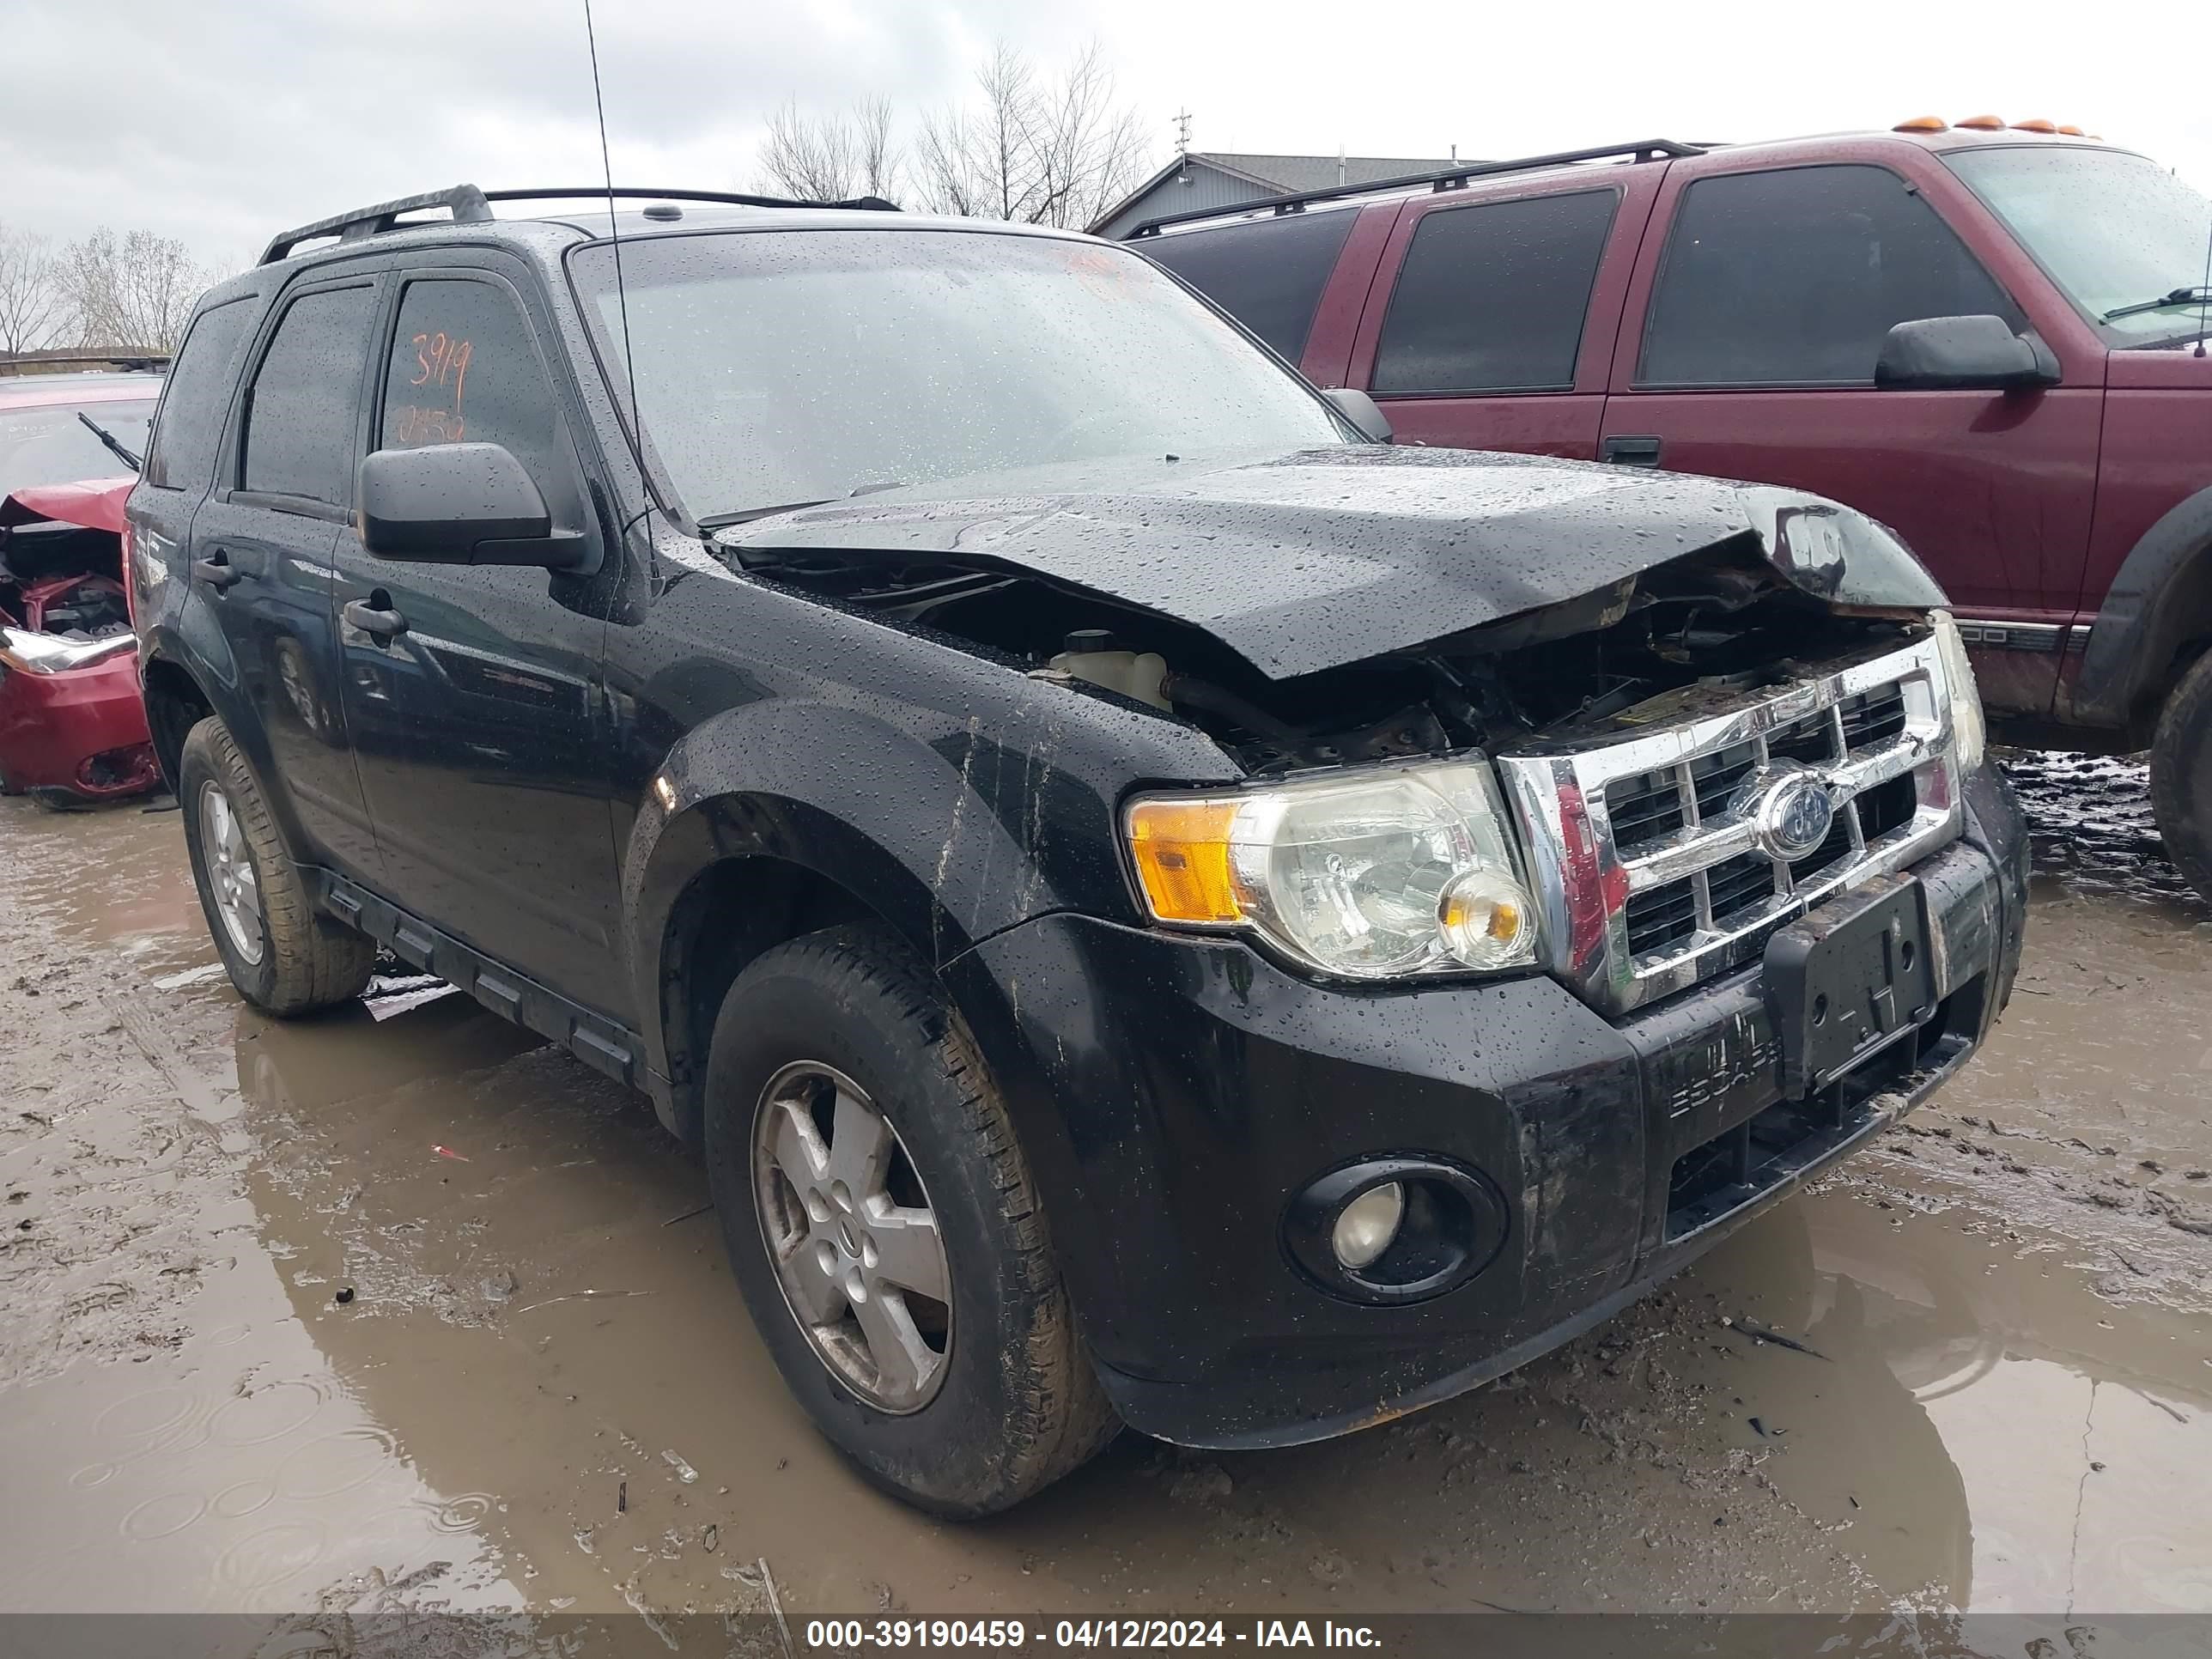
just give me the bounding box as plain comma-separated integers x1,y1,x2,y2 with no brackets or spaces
750,1060,952,1413
198,781,265,964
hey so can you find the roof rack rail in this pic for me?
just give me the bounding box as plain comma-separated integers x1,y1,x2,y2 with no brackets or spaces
259,184,902,265
260,185,494,265
481,186,899,215
1125,139,1706,239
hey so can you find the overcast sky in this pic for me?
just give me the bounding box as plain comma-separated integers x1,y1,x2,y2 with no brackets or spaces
9,0,2209,267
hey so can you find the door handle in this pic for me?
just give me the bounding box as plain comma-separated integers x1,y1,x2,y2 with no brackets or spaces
193,550,244,590
1601,434,1664,466
342,598,409,641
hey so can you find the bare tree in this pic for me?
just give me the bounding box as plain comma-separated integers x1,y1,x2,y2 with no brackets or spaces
757,96,902,202
60,228,208,350
0,224,71,355
915,42,1151,229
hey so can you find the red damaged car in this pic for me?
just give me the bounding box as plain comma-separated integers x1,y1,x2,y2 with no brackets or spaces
0,366,164,806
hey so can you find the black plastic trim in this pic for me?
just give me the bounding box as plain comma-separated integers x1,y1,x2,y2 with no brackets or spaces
313,869,641,1086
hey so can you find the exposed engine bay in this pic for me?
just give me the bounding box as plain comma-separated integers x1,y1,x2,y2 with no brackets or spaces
1,517,133,661
740,533,1918,772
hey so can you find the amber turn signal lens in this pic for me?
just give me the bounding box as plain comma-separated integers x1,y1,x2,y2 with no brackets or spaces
2057,125,2087,137
1956,114,2007,131
1126,797,1243,925
2012,118,2059,133
1893,115,1949,133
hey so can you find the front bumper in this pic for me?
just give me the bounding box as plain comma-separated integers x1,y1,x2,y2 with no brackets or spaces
943,762,2027,1449
0,653,156,799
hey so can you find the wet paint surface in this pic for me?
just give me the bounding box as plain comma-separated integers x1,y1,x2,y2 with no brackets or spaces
0,753,2206,1622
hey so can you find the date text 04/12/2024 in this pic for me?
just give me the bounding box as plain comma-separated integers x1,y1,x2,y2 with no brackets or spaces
801,1621,1382,1650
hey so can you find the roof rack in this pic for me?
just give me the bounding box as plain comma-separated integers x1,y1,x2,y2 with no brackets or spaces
1124,138,1707,239
481,186,898,215
259,184,899,265
260,185,494,264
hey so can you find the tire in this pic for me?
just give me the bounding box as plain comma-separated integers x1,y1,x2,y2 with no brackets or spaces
703,923,1118,1516
2152,649,2212,905
178,716,376,1015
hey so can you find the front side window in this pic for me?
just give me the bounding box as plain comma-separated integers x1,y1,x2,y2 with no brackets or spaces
145,296,258,490
1639,165,2021,387
1139,209,1359,363
240,283,375,506
568,228,1346,525
380,279,564,487
1947,145,2212,347
1373,188,1619,395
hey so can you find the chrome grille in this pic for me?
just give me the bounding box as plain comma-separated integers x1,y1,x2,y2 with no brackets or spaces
1496,636,1965,1017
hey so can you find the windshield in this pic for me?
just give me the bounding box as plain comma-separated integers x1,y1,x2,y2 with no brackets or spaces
1946,146,2212,345
0,398,155,499
569,228,1346,522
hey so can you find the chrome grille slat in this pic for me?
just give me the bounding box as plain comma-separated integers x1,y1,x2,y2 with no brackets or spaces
1498,635,1967,1016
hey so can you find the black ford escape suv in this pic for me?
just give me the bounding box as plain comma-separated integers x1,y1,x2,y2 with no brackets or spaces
130,184,2027,1516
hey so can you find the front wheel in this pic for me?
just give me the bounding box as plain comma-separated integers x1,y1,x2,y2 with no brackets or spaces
178,717,376,1014
2151,650,2212,905
703,924,1118,1516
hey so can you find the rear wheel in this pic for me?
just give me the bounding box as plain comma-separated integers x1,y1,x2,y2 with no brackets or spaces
703,924,1117,1516
2152,650,2212,905
179,716,375,1014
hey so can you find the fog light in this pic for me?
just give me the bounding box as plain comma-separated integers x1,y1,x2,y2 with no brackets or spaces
1331,1182,1405,1270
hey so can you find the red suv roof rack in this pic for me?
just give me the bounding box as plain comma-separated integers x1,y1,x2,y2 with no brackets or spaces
1124,138,1707,239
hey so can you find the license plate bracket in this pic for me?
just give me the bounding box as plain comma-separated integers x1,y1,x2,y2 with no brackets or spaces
1764,873,1936,1098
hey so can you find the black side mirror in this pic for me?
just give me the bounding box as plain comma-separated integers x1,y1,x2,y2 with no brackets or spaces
1322,386,1394,444
1875,315,2060,392
356,442,596,570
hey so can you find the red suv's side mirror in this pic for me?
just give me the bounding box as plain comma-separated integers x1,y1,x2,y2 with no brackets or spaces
1875,315,2060,393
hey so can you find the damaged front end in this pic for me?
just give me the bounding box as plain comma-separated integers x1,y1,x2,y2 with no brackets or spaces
0,482,159,805
722,448,1981,1019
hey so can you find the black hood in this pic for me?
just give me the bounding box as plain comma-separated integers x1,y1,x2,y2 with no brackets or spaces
720,446,1947,679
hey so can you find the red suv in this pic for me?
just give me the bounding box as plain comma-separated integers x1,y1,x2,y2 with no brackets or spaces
1123,124,2212,902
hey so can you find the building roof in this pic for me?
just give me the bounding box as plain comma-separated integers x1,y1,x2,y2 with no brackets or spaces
1087,151,1462,235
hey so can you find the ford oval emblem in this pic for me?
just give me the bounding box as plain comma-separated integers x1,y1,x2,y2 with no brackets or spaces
1752,770,1837,862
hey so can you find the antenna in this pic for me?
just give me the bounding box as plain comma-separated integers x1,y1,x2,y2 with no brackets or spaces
2196,206,2211,360
580,0,644,448
1174,109,1193,159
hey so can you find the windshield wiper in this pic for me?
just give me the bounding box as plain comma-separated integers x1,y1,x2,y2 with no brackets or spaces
699,498,832,529
76,410,144,472
699,482,909,531
2102,286,2212,322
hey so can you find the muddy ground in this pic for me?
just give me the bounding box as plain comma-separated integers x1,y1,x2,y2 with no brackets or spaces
2,753,2208,1635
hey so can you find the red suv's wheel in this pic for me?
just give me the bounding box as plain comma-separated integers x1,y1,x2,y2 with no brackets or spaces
2151,650,2212,905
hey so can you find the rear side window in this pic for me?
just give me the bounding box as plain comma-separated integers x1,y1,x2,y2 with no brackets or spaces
1140,210,1358,362
1371,189,1619,395
1639,164,2022,386
144,296,257,490
240,283,375,506
379,278,564,489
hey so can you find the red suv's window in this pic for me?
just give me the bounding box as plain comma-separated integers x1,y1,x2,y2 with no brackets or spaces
1139,209,1360,364
1372,189,1619,395
1638,164,2021,388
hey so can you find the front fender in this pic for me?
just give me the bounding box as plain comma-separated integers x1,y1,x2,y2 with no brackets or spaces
620,693,1165,1084
2075,484,2212,726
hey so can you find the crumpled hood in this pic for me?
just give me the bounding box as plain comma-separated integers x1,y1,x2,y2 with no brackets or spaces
722,446,1946,679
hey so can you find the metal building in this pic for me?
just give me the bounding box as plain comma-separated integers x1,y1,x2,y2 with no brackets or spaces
1088,151,1458,240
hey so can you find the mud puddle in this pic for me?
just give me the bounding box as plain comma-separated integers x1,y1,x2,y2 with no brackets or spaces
2,763,2208,1625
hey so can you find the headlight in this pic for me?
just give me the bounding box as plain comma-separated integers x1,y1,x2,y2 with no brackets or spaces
0,627,137,676
1124,757,1541,980
1929,612,1988,772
